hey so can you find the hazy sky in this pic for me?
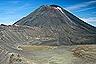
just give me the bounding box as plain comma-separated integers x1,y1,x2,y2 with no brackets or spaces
0,0,96,27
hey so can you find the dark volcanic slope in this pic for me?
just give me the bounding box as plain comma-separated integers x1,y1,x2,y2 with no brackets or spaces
13,5,96,45
13,5,96,30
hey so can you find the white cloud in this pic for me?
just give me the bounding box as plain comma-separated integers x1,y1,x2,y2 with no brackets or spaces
13,1,20,3
3,3,33,15
5,11,14,14
75,7,95,12
9,1,20,4
18,3,32,9
0,18,9,19
93,12,96,13
80,17,96,26
0,18,12,25
80,17,96,22
0,22,5,24
66,0,96,10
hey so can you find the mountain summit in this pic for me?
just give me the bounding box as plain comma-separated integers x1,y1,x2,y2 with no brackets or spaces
13,5,96,45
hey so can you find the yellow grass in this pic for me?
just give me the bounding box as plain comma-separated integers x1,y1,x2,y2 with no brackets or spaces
18,45,58,51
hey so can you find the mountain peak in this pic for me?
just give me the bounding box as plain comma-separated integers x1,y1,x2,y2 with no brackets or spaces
50,5,61,8
13,5,96,45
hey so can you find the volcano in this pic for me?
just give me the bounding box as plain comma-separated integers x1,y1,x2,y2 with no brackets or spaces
0,5,96,64
13,5,96,45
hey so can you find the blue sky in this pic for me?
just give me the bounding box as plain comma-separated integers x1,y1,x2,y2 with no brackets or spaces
0,0,96,27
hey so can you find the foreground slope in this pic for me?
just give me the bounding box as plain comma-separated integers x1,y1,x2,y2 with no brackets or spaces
0,39,96,64
13,5,96,45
